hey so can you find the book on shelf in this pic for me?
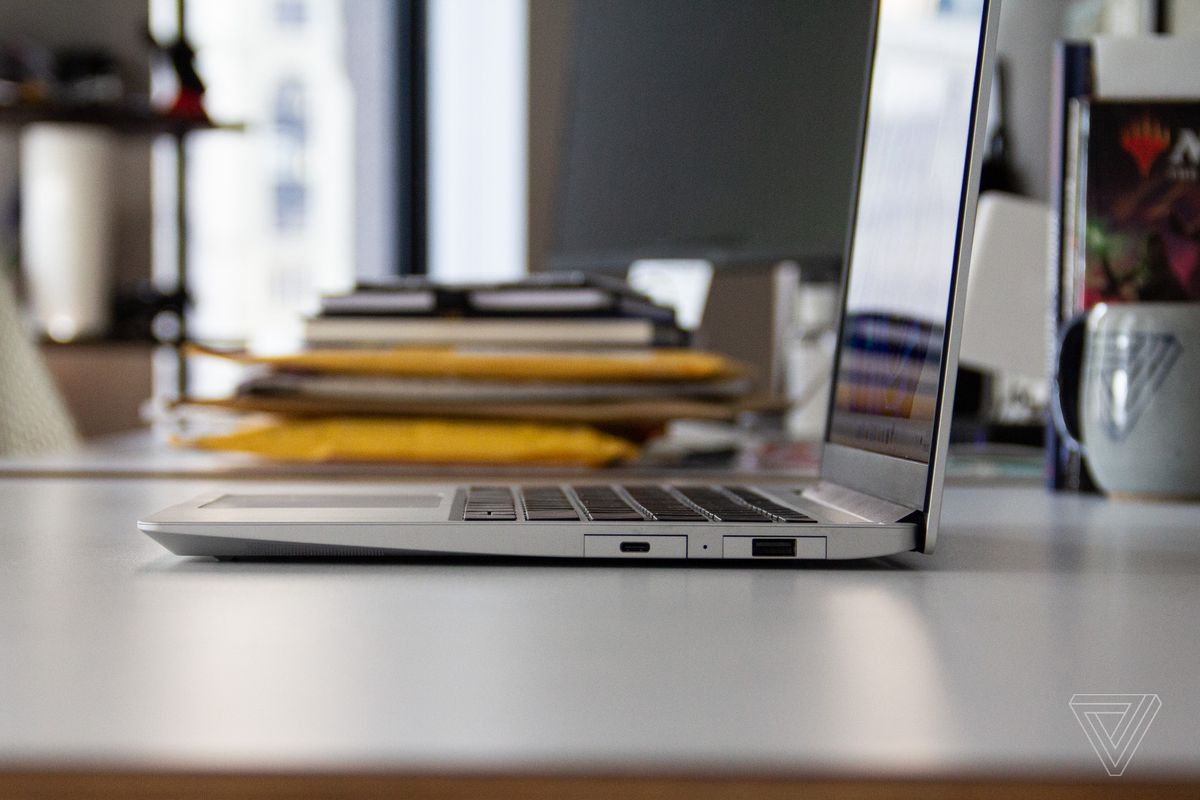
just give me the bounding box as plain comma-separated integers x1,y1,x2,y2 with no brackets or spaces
1050,36,1200,491
1048,41,1095,492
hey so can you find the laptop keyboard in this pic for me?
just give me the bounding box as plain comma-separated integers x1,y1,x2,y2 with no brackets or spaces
463,485,815,524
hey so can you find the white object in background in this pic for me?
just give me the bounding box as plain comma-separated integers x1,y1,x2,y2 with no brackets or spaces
961,192,1052,381
1062,303,1200,498
20,123,116,342
1169,0,1200,33
786,284,838,441
1065,0,1157,36
427,0,527,283
626,259,714,331
960,192,1054,422
1092,36,1200,98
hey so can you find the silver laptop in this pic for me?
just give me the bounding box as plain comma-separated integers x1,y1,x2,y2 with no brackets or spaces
140,0,1000,562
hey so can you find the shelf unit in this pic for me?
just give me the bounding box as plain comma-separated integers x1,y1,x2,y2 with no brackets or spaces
0,103,242,399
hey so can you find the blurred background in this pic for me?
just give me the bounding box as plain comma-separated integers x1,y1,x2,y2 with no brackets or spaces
0,0,1191,450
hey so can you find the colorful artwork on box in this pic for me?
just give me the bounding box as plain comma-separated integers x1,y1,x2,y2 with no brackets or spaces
1084,102,1200,307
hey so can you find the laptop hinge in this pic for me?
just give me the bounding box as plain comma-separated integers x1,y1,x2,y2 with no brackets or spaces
801,481,921,525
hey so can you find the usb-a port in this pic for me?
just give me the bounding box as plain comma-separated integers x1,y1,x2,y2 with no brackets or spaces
751,538,796,557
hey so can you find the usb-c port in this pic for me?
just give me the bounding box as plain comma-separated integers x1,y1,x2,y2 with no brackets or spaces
620,541,651,553
752,538,796,557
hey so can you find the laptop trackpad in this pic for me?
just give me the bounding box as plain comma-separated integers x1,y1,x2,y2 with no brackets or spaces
201,494,444,510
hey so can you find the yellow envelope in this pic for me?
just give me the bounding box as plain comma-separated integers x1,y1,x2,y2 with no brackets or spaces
181,416,639,466
187,344,744,383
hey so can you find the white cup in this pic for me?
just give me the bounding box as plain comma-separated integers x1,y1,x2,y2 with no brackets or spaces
1056,303,1200,500
20,123,116,342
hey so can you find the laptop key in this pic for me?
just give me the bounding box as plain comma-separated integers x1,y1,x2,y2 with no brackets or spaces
724,487,816,523
464,486,517,521
623,486,707,522
572,485,646,521
465,511,518,521
521,486,580,521
675,487,773,523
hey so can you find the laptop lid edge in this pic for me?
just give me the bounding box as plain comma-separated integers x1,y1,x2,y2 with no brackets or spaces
921,0,1001,554
818,0,1002,554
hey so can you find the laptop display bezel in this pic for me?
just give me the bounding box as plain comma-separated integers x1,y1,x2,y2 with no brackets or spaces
819,0,1000,552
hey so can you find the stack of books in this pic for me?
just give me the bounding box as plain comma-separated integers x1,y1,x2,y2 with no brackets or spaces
306,272,688,349
176,274,765,466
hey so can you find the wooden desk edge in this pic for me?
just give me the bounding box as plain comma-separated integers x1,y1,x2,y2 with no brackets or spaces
1,771,1196,800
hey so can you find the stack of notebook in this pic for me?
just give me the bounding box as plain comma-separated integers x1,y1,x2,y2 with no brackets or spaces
177,275,766,466
304,272,688,349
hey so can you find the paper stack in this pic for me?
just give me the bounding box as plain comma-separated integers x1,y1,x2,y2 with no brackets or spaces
176,274,765,466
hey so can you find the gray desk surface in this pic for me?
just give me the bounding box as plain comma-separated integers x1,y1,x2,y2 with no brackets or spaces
1,476,1198,783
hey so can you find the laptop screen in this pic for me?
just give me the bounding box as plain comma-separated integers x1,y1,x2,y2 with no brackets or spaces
827,0,988,463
